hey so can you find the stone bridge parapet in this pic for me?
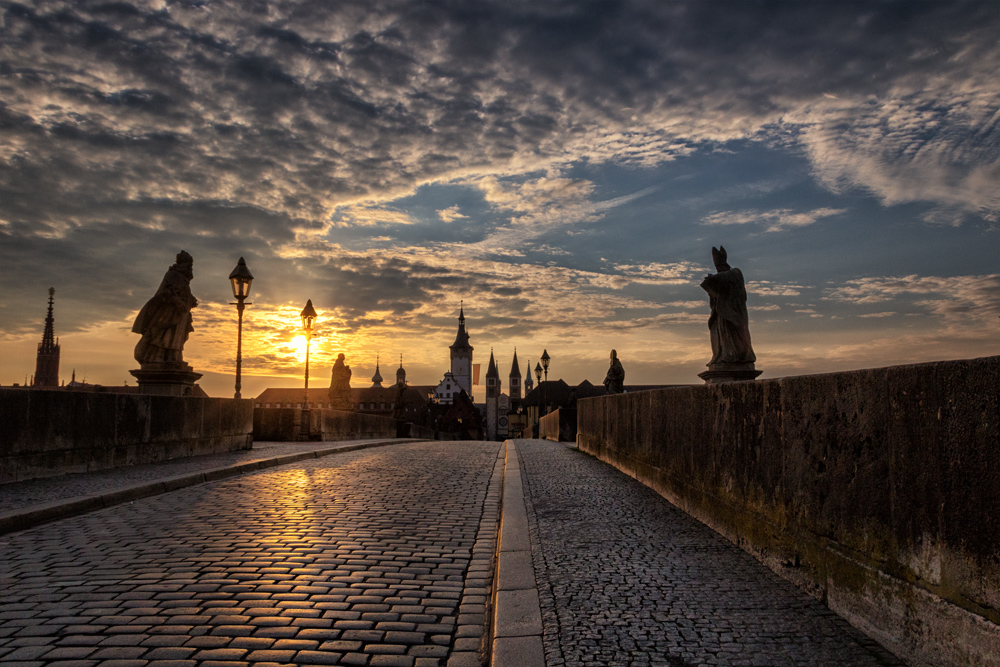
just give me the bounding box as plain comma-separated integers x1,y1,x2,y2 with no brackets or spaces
577,355,1000,667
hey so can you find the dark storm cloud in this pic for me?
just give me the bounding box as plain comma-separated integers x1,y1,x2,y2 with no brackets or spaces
1,0,998,337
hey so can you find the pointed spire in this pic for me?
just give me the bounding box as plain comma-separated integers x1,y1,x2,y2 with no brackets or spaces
41,287,56,352
486,348,499,378
450,303,473,351
34,287,61,387
509,348,521,377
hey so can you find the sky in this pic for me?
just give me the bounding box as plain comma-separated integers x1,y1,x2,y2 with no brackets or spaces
1,0,998,399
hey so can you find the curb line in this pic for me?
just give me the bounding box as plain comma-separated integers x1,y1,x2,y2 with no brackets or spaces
0,439,430,537
490,440,546,666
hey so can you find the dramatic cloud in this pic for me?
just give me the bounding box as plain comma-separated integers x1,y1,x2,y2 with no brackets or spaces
702,208,846,232
1,0,998,391
825,274,1000,325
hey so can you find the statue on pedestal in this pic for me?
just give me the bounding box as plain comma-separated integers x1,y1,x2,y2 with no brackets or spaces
132,250,198,364
329,353,354,410
129,251,203,395
392,380,408,421
698,246,761,384
603,349,625,394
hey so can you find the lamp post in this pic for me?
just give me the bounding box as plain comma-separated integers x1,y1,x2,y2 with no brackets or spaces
228,257,254,399
540,349,551,415
534,361,543,422
300,299,318,440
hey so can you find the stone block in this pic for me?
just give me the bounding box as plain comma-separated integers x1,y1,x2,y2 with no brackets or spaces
780,367,893,559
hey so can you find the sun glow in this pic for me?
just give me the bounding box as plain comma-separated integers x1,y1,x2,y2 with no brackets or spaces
289,335,308,362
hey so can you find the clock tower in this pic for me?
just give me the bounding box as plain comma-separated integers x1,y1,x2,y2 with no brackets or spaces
449,303,474,398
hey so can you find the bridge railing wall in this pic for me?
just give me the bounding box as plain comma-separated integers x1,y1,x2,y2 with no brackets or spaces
539,408,577,442
252,407,399,442
0,389,252,483
577,355,1000,667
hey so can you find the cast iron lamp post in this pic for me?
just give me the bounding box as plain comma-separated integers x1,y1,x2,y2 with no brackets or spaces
300,299,318,440
540,349,551,415
534,361,543,422
228,257,254,399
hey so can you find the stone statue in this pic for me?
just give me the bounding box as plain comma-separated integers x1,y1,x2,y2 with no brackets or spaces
700,246,756,368
392,380,408,420
132,251,198,365
328,353,354,410
603,349,625,394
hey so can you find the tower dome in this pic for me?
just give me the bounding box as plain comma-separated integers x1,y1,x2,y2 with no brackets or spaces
371,354,384,388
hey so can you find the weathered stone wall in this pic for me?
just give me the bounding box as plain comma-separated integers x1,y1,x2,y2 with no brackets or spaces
539,408,577,442
312,409,398,441
577,355,1000,667
252,407,398,441
252,407,304,441
0,389,253,483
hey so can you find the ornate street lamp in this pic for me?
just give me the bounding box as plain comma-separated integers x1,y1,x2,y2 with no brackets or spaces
300,299,318,396
299,299,318,440
540,349,551,415
534,361,543,420
228,257,254,399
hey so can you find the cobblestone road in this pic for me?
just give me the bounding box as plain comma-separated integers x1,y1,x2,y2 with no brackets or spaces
516,439,904,667
0,441,503,667
0,441,399,513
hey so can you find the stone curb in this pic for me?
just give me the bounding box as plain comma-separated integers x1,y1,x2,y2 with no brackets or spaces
490,440,546,667
0,439,429,536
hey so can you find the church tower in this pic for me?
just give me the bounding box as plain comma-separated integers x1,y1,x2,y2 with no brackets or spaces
485,349,500,440
396,355,406,386
509,349,522,400
523,359,534,394
449,303,474,399
371,354,383,388
33,288,60,388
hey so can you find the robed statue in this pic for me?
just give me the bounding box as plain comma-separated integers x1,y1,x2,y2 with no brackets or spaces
392,379,408,420
329,353,354,410
132,251,198,365
700,246,756,367
603,349,625,394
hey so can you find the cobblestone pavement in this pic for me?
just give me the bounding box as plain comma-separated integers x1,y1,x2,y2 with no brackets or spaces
0,440,503,667
0,440,404,513
515,439,905,667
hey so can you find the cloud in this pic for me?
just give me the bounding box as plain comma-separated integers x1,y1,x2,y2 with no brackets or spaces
825,273,1000,324
613,262,701,284
745,281,804,297
594,185,661,211
332,205,416,227
702,207,845,232
437,205,467,223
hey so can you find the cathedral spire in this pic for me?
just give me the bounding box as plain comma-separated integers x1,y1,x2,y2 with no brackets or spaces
34,287,61,387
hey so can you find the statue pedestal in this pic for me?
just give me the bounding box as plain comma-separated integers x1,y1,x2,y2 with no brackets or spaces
699,364,762,384
130,363,203,396
328,390,354,412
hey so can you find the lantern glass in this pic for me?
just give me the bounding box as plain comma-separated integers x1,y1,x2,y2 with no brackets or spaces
300,299,318,333
228,257,254,300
